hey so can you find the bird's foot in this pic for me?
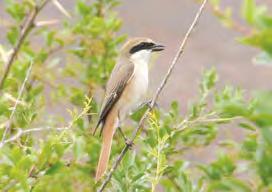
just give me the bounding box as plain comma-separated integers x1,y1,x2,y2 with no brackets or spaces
125,139,134,150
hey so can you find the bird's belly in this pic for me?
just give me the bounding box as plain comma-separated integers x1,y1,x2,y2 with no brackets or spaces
128,74,148,103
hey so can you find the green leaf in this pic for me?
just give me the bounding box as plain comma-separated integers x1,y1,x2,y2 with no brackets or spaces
253,51,272,66
242,0,255,24
45,162,64,175
207,178,251,192
5,0,27,22
6,27,19,45
200,68,218,93
240,30,272,55
239,122,256,131
73,136,86,160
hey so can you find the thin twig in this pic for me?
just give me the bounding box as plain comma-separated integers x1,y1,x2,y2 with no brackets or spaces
189,116,241,124
3,92,27,106
0,0,49,91
52,0,71,18
0,61,33,147
176,115,242,129
175,116,242,133
0,127,68,147
35,19,60,27
97,0,208,190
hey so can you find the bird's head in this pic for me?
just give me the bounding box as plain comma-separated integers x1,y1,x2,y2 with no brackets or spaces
120,37,165,63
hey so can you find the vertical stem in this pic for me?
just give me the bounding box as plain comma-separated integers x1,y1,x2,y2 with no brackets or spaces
152,116,161,192
0,61,33,147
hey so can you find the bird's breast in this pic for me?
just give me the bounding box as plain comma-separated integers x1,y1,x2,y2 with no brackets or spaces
132,61,149,97
117,61,149,119
132,61,149,94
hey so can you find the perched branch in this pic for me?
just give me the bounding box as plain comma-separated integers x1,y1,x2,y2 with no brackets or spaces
97,0,208,190
0,0,49,91
0,61,33,147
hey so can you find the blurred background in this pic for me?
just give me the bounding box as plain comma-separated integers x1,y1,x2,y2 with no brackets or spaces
118,0,272,110
117,0,272,162
0,0,271,164
1,0,271,110
1,0,272,191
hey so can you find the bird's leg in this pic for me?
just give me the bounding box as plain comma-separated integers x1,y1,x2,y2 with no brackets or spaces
117,127,134,149
117,126,127,142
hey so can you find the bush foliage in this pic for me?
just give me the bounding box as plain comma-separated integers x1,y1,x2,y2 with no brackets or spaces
0,0,272,191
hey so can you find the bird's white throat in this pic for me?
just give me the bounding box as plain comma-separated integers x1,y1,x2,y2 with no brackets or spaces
129,50,150,85
128,49,150,107
130,50,151,65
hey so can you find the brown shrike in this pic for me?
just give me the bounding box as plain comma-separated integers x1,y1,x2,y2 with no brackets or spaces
93,37,164,181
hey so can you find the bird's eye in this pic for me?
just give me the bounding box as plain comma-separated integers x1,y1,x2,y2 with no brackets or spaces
141,42,155,49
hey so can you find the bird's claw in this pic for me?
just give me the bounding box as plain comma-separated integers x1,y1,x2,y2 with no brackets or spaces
125,139,134,149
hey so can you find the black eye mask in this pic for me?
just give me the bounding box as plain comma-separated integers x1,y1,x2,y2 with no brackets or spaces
129,42,155,54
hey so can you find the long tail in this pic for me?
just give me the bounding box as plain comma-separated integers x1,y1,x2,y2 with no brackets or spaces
95,110,118,181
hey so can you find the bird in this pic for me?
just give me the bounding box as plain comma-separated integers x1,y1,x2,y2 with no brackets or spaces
93,37,164,181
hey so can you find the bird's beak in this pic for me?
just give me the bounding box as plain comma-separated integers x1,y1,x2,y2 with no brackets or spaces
151,44,165,52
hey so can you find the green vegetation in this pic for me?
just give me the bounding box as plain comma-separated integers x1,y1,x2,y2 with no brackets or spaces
0,0,271,191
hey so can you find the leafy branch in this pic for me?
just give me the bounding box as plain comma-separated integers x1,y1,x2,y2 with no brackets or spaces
0,127,68,147
208,1,252,35
148,112,169,191
176,114,242,131
0,0,49,91
97,0,208,190
0,60,33,147
0,96,92,148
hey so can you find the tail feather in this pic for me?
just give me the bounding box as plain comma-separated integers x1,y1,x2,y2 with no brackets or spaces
95,110,118,181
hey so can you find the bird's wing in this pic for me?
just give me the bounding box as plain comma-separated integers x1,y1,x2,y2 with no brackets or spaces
93,60,134,135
